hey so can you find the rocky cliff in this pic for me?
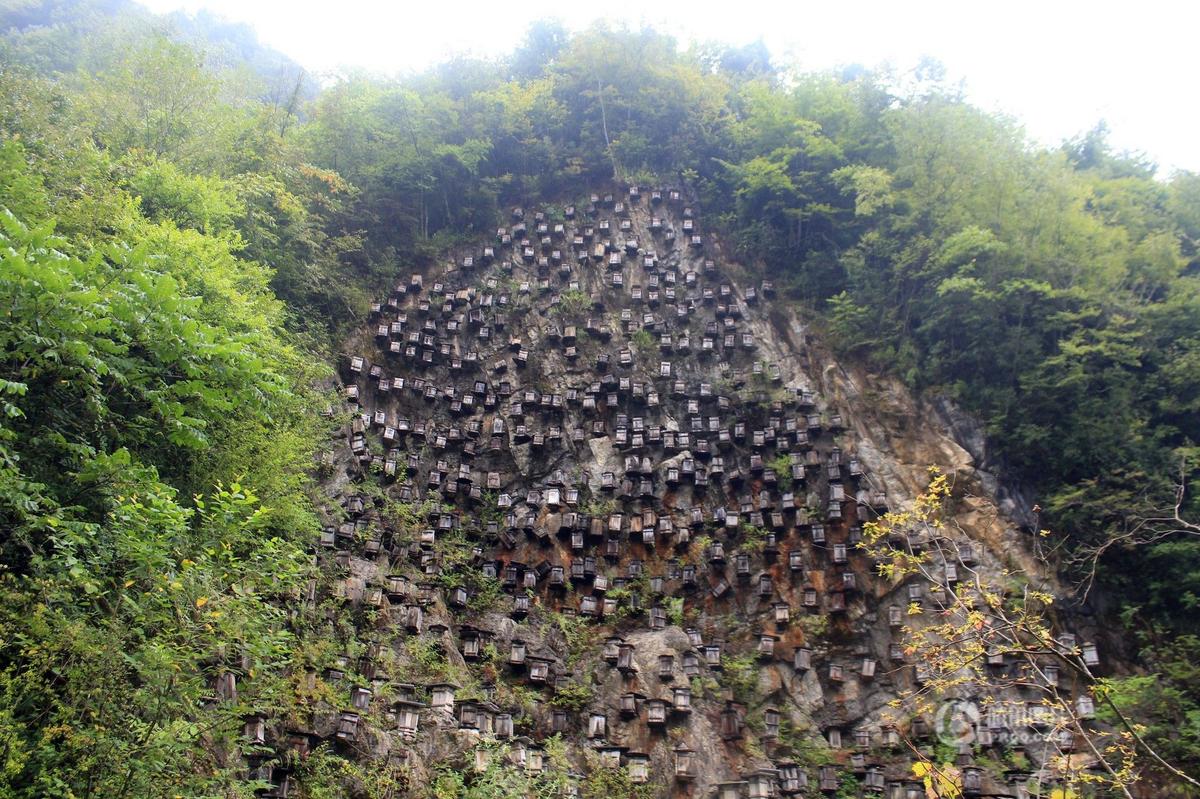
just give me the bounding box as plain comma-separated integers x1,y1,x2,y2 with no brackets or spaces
282,185,1106,799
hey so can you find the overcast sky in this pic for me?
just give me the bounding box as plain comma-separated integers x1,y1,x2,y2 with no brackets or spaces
139,0,1199,175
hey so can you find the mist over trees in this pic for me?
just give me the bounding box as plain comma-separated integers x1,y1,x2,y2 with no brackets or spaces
1,1,1199,794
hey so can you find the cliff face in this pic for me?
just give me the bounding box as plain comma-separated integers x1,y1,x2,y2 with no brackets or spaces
307,186,1098,798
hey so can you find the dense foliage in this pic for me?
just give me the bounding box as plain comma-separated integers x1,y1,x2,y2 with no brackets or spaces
0,10,333,797
2,0,1199,793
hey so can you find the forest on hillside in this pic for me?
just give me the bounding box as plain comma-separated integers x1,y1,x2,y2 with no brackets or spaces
1,1,1199,795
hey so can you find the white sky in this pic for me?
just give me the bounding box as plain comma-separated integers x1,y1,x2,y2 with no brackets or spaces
139,0,1200,175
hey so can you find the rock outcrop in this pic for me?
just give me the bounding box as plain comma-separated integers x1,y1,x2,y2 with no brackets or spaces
275,185,1105,799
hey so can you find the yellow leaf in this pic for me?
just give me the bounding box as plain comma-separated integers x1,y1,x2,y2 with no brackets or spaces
123,580,134,588
195,597,208,608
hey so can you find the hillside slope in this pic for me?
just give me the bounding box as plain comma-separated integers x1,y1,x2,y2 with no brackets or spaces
296,185,1114,798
